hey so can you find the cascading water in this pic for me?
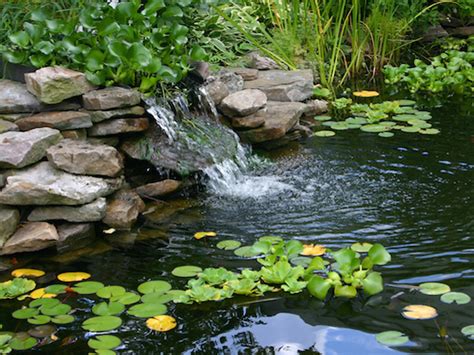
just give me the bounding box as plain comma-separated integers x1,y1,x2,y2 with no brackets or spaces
142,87,293,198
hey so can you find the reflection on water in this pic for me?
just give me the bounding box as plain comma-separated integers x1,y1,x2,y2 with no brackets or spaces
0,96,473,354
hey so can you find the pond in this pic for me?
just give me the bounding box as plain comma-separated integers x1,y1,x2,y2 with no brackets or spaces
0,93,473,354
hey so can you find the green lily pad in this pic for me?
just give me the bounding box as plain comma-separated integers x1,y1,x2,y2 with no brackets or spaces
127,303,167,318
414,111,431,120
461,325,474,339
216,240,242,250
376,331,409,346
321,121,337,126
110,292,140,305
393,114,417,122
44,284,68,294
419,128,440,135
97,286,126,299
51,314,75,324
419,282,451,295
0,278,36,300
401,126,420,133
9,333,37,350
30,298,60,309
314,115,332,121
347,123,362,129
92,302,125,316
141,292,174,304
392,125,406,130
290,256,312,267
167,290,187,302
73,281,105,295
234,246,262,258
378,132,394,138
95,350,116,355
137,281,171,295
408,119,431,128
171,265,203,278
314,130,335,137
88,335,121,350
12,308,39,319
345,117,367,124
351,242,373,253
27,315,51,325
440,292,471,305
259,236,283,244
397,100,416,106
360,124,389,133
40,303,71,316
82,316,122,332
330,122,350,130
380,121,397,127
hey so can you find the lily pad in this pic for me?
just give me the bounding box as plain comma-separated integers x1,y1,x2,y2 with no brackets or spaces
137,281,171,295
402,304,438,320
393,114,417,122
44,284,67,295
57,272,91,282
30,298,60,309
314,115,332,121
353,90,379,97
12,308,39,319
11,269,45,278
419,128,440,135
29,288,56,299
397,100,416,106
314,130,335,137
440,292,471,305
97,286,126,299
330,122,350,131
82,316,122,332
351,242,373,253
127,303,167,318
72,281,105,295
408,119,431,128
110,292,141,305
40,303,71,316
92,302,125,316
234,246,262,258
301,244,326,256
9,333,37,350
88,335,121,350
376,331,409,346
171,266,202,278
51,314,75,324
290,256,312,267
401,126,420,133
419,282,451,295
346,117,367,125
461,325,474,339
146,315,177,332
259,236,283,244
360,124,389,133
141,292,174,304
194,231,216,240
380,121,397,127
378,132,394,138
216,240,241,250
27,315,51,325
0,278,36,299
321,121,337,126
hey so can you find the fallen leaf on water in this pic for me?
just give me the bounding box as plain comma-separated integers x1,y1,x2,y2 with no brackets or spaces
401,304,438,320
301,244,326,256
353,90,379,97
146,315,177,332
30,288,56,299
12,269,45,278
194,232,217,240
57,272,91,282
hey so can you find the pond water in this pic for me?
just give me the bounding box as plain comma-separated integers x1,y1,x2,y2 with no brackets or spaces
0,94,473,354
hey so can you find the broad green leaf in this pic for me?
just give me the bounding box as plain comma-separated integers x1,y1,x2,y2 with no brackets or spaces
44,284,67,295
12,308,39,319
216,240,241,250
86,49,105,72
27,315,51,325
351,242,373,253
82,316,122,332
97,286,126,299
141,292,174,304
376,331,409,346
30,298,60,309
362,272,384,296
419,282,450,295
143,0,165,15
234,246,261,258
2,50,27,64
163,6,183,18
368,244,391,265
137,281,171,295
190,45,206,61
40,303,71,316
314,130,335,137
461,325,474,339
9,31,30,48
110,292,140,305
307,276,332,300
171,266,202,278
51,315,75,324
73,281,105,295
334,285,357,298
9,334,37,351
128,43,152,68
127,303,167,318
92,302,125,316
88,335,121,350
440,292,471,305
259,236,283,244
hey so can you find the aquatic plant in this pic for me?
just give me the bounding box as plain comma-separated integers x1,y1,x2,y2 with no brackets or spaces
0,278,36,300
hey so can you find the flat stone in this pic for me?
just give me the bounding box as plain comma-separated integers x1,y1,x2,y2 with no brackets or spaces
16,111,92,131
231,108,266,129
0,206,20,248
244,70,314,102
0,120,18,133
135,180,182,198
56,223,95,253
82,106,145,123
237,101,307,143
0,222,59,255
219,89,267,117
0,162,122,206
88,118,149,136
303,99,329,117
247,52,280,70
83,87,141,110
0,128,62,169
28,198,107,223
217,71,244,93
0,113,31,122
204,79,229,105
88,137,120,147
25,66,95,104
229,68,259,81
47,139,123,177
0,79,42,113
103,190,145,229
61,129,87,140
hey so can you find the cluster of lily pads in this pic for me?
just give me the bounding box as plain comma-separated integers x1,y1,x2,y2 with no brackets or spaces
313,98,440,138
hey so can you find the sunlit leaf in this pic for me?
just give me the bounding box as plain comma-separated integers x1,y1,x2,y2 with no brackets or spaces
194,231,216,240
350,243,373,253
301,244,326,256
314,130,336,137
11,269,45,278
419,282,450,295
313,115,332,121
82,316,122,332
88,335,121,350
362,272,384,296
12,308,39,319
216,240,241,250
0,278,36,299
307,275,332,300
368,244,391,265
440,292,471,305
259,236,283,244
376,331,409,346
72,281,104,295
171,266,202,278
334,285,357,298
57,272,91,282
401,305,438,320
146,315,177,332
353,90,379,97
461,325,474,339
234,246,262,258
30,298,60,309
30,288,56,299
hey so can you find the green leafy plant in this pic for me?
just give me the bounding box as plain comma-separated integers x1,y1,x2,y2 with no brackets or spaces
0,278,36,300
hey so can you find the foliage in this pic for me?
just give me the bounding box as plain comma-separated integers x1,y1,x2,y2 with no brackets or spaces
383,40,474,96
0,278,36,300
0,0,207,91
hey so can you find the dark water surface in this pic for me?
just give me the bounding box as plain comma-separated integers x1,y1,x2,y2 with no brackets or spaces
1,95,473,354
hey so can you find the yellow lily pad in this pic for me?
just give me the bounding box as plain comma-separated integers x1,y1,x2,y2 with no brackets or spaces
301,244,326,256
57,272,91,282
402,304,438,320
194,231,217,240
146,315,177,332
11,269,45,278
353,90,379,98
30,288,56,299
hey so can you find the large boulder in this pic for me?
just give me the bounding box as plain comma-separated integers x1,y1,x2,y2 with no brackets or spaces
25,67,95,104
82,106,145,123
135,180,182,199
103,190,145,229
0,128,62,169
56,223,95,253
219,89,267,117
16,111,92,131
0,79,42,113
83,87,141,110
244,70,313,102
204,79,229,105
28,198,107,223
237,101,307,143
229,68,259,81
0,222,59,255
231,109,266,129
0,162,122,206
47,139,123,177
0,206,20,248
88,118,149,136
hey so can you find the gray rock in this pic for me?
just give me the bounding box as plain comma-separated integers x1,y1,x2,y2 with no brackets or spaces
88,137,120,147
0,173,5,188
229,68,259,81
47,139,123,177
61,129,87,140
231,108,266,129
0,120,18,133
244,70,314,102
0,222,59,255
422,25,449,42
28,198,107,223
303,99,329,117
25,66,95,104
0,128,62,169
447,26,474,37
0,113,31,122
103,190,145,229
219,89,267,117
87,118,149,136
0,79,42,113
238,101,307,143
247,52,280,70
217,71,244,93
56,223,95,253
16,111,92,131
190,61,210,82
204,79,230,105
0,206,20,248
135,180,182,198
0,162,122,206
82,106,145,123
83,87,141,110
